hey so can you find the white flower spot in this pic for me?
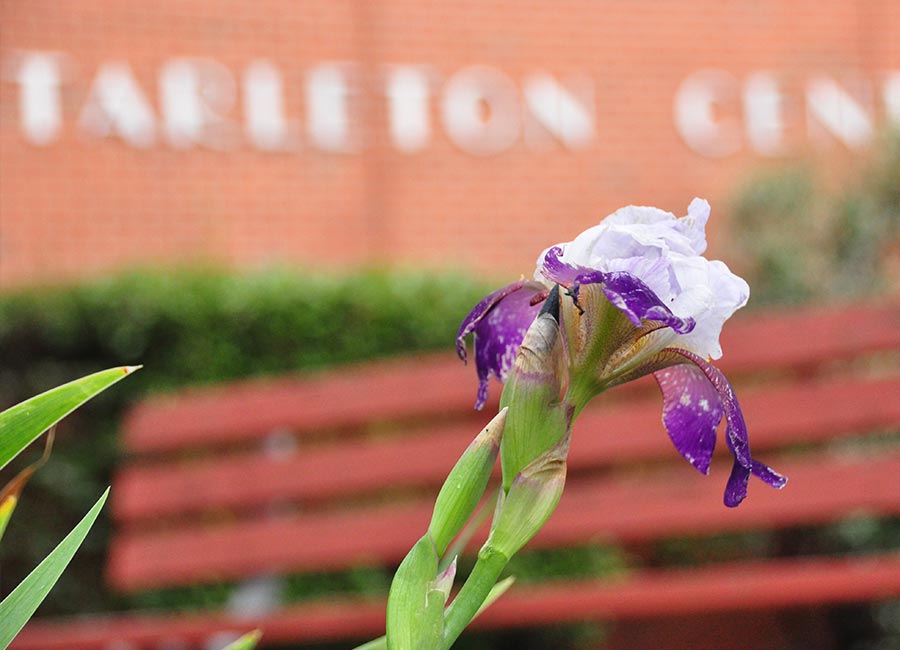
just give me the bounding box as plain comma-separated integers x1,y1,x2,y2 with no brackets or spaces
699,398,710,412
680,393,692,406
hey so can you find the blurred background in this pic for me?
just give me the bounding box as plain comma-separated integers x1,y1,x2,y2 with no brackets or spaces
1,1,898,649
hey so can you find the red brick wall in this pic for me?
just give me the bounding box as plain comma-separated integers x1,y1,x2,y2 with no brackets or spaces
1,0,897,287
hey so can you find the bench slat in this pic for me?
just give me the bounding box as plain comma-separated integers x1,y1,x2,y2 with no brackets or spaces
480,553,900,625
112,375,900,524
107,452,900,591
16,553,900,650
121,303,900,454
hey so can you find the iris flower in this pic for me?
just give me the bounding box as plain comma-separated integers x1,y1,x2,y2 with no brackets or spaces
456,199,786,506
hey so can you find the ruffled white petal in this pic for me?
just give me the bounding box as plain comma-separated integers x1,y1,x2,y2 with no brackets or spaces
533,198,747,360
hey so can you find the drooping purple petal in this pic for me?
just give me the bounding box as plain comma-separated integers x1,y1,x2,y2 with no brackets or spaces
540,247,694,334
723,454,787,507
456,280,548,409
653,364,723,475
671,349,750,467
457,280,529,362
751,459,788,489
724,461,751,508
667,348,787,507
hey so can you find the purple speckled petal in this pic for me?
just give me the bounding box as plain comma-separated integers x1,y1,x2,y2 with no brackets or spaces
751,459,788,489
539,246,581,285
456,280,529,362
457,281,548,409
653,364,723,475
601,272,695,334
667,348,787,507
724,461,751,508
671,349,750,467
540,247,694,334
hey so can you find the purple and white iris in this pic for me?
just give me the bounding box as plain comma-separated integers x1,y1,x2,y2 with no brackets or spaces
456,198,786,506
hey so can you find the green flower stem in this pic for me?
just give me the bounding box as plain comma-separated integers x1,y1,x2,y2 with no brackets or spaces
442,546,509,649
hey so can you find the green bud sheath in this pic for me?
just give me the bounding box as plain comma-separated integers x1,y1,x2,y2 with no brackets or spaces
386,535,442,650
499,298,570,491
487,434,569,558
429,408,506,555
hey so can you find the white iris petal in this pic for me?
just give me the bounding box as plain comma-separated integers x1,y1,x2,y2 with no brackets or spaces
534,198,748,361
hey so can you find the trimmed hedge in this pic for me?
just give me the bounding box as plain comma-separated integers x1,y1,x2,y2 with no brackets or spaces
0,267,494,614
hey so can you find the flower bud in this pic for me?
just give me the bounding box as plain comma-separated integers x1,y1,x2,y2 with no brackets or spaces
429,408,506,555
499,290,571,490
386,534,442,650
486,434,569,559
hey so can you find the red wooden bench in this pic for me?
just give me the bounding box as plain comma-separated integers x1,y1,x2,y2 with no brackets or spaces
13,301,900,650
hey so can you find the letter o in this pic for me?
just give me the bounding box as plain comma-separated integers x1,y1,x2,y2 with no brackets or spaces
441,65,520,156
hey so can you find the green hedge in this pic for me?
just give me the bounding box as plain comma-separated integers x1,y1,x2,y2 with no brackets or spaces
0,267,494,615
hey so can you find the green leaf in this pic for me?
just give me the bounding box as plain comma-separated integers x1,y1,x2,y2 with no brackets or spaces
0,366,140,471
0,488,109,649
221,629,262,650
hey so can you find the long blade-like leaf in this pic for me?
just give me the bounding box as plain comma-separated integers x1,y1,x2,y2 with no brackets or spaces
0,488,109,649
0,366,139,471
221,630,262,650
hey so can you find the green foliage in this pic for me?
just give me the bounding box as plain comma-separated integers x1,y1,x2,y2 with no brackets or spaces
0,365,137,647
221,629,262,650
0,267,493,615
504,544,629,583
0,490,109,649
0,367,136,471
0,267,493,393
729,129,900,306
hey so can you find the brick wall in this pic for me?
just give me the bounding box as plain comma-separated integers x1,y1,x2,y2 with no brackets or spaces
1,0,897,287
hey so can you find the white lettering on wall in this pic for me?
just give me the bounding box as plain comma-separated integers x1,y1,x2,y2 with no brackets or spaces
306,63,355,153
806,77,873,150
523,74,594,149
743,72,786,156
442,65,520,156
160,59,238,150
385,65,432,153
3,53,897,157
243,60,297,151
674,69,742,158
5,51,65,146
883,72,900,124
78,62,156,148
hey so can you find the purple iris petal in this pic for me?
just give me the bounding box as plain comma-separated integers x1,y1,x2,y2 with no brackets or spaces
456,280,548,409
540,247,695,334
540,246,581,285
666,349,787,507
724,461,751,508
456,280,528,362
601,272,695,334
653,364,723,475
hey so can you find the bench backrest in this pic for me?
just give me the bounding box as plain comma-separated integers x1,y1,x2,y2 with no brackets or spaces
107,302,900,592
